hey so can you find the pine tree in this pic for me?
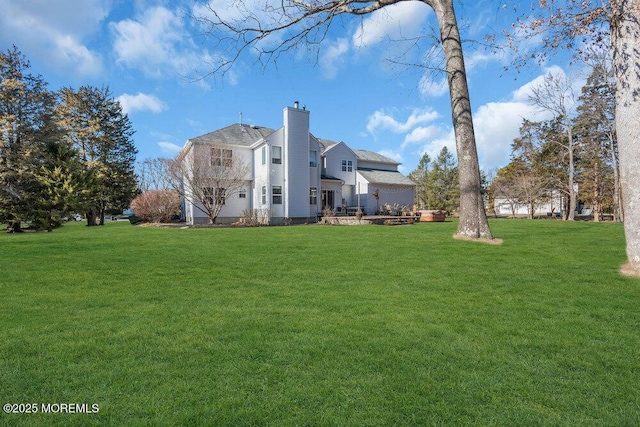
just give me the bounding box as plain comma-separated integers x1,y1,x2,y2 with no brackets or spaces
0,46,62,231
426,147,459,214
57,86,138,225
408,153,432,209
574,64,618,222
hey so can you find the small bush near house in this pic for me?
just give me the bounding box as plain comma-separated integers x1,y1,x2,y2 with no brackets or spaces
130,190,180,223
241,208,272,226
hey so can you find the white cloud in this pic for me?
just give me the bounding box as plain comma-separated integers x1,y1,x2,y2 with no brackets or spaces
511,65,566,102
404,68,578,173
378,149,402,163
402,125,441,150
158,142,183,155
320,38,349,79
416,129,457,165
472,101,540,171
0,0,107,77
110,7,187,77
418,74,448,98
117,93,167,115
110,5,224,84
352,2,431,48
367,108,439,135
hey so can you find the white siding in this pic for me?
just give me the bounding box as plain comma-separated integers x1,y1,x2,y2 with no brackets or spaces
283,106,311,219
309,137,321,218
323,142,357,186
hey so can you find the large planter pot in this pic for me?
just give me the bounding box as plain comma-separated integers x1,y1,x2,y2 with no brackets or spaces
419,210,446,222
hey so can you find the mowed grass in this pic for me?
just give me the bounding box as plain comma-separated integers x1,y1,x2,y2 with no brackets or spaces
0,219,638,426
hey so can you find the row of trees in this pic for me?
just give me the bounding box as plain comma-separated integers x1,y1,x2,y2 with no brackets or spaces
492,63,619,221
0,47,138,231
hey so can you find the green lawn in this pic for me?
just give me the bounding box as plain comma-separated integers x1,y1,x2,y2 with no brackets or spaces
0,220,638,426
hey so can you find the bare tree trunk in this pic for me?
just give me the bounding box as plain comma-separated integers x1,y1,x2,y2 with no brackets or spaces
6,220,22,233
593,160,601,222
567,124,577,220
431,0,493,240
98,206,105,226
609,133,623,222
612,1,640,274
86,209,97,226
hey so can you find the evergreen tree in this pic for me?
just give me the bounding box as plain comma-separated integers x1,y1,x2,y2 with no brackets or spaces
57,86,138,225
574,64,618,221
0,46,65,231
426,147,459,214
408,153,431,209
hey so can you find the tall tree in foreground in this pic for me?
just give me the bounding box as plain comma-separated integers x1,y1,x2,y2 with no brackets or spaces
194,0,493,240
504,0,640,274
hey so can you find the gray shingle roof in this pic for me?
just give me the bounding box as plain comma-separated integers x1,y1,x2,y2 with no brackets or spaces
189,123,276,147
357,170,415,186
352,149,400,165
317,138,340,152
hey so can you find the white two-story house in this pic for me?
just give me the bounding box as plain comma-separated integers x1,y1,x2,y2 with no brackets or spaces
178,103,415,225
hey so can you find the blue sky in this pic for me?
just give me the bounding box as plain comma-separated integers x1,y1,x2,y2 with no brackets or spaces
0,0,585,175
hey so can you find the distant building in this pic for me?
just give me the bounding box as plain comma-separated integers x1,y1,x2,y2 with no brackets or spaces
178,103,415,225
493,190,564,217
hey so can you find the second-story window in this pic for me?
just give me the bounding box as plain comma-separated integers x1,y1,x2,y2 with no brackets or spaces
341,159,353,172
272,146,282,164
211,148,233,167
309,150,318,167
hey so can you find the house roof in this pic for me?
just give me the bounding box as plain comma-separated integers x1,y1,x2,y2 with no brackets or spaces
321,174,343,182
317,138,341,152
357,170,415,186
353,149,401,165
189,123,276,147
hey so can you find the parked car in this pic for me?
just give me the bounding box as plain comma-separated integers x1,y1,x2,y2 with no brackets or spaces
69,214,83,221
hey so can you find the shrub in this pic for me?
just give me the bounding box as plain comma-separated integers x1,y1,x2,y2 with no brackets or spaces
130,190,181,223
241,208,272,226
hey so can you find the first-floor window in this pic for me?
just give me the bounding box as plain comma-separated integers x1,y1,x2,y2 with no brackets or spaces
215,188,226,205
203,187,214,204
272,186,283,204
239,188,247,199
261,186,267,204
203,187,225,205
310,187,317,205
